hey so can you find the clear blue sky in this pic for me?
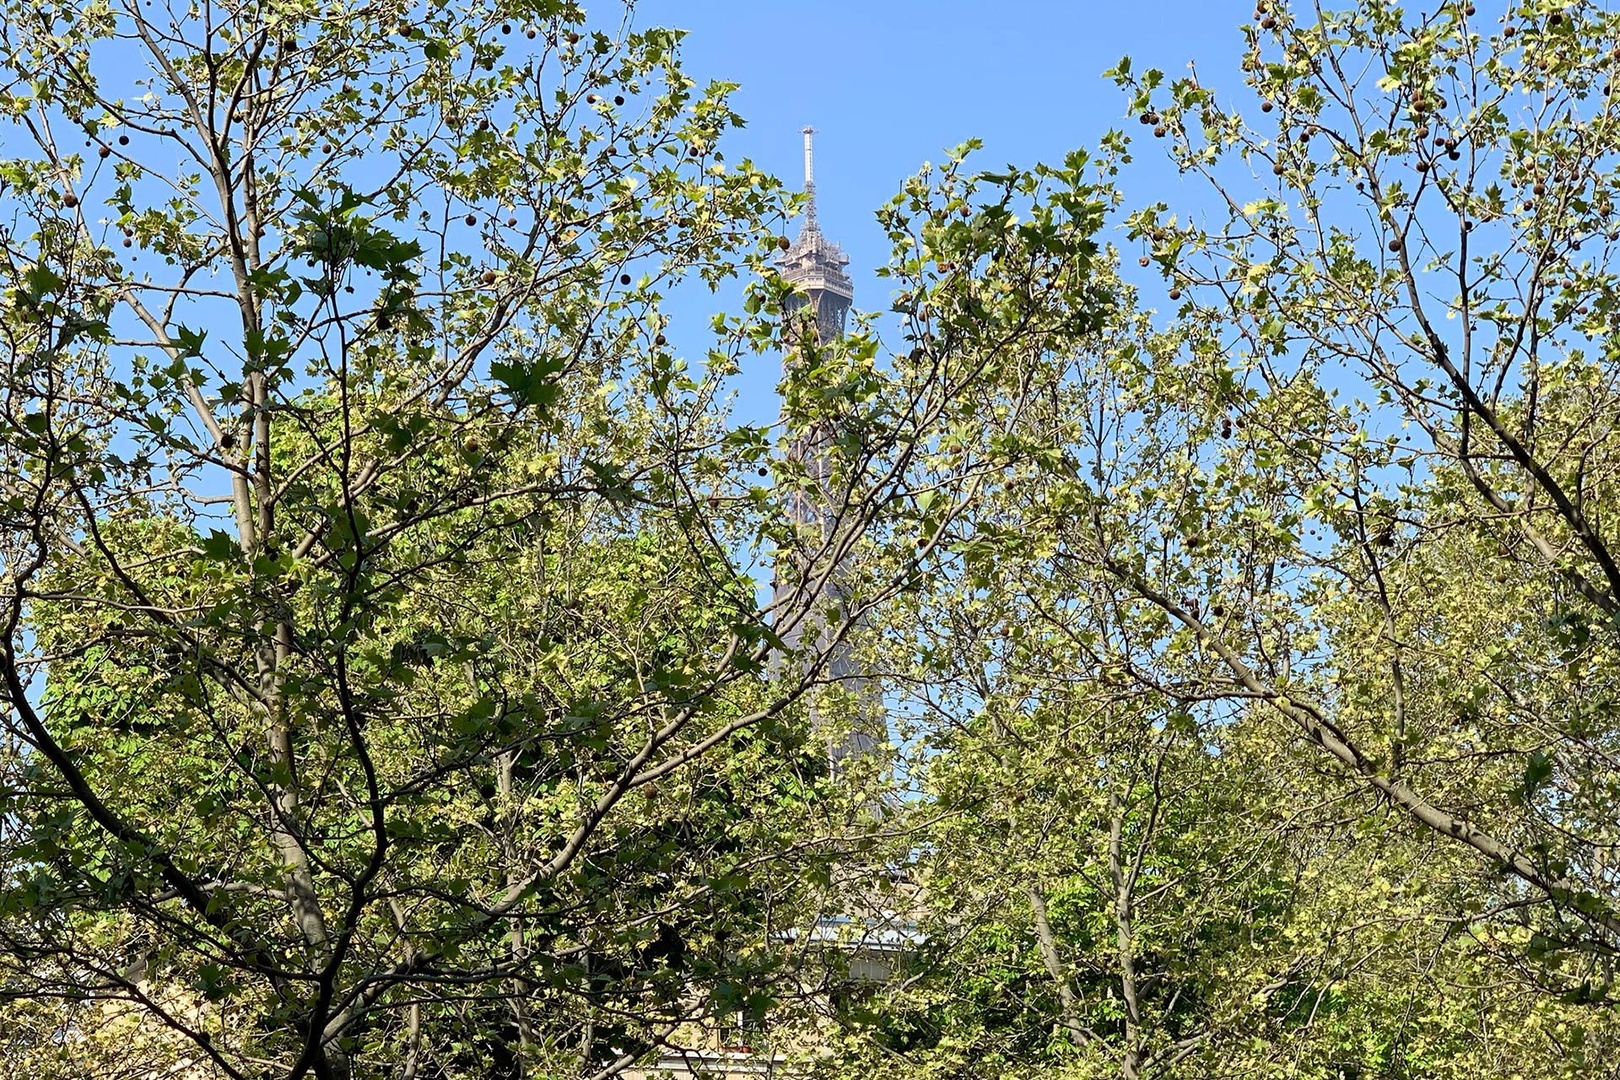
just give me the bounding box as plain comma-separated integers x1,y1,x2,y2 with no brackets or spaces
632,0,1251,416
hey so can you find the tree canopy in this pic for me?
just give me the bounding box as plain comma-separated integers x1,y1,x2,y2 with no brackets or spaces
4,2,1620,1080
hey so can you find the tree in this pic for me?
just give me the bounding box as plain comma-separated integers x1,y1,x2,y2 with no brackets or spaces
1097,0,1620,967
0,3,1095,1078
946,0,1620,973
790,2,1620,1073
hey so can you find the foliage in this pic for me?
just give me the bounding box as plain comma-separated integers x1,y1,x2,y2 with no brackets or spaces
0,3,1097,1078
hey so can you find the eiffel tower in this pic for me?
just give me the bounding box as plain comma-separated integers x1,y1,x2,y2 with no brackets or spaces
771,127,880,774
626,131,919,1080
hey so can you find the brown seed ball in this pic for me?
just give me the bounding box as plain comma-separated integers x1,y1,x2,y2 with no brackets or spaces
567,31,580,44
1260,100,1274,112
1154,125,1167,137
1417,160,1429,173
614,94,625,106
97,145,110,158
501,22,511,33
477,118,489,130
1504,24,1515,36
777,236,791,249
1140,112,1153,124
1260,16,1276,28
123,237,133,247
465,213,477,226
655,333,667,345
586,94,596,103
1533,182,1546,196
1549,13,1563,26
507,216,518,226
1168,287,1182,300
1465,3,1475,13
1273,162,1285,175
1388,237,1403,252
1139,255,1151,267
526,28,536,39
63,193,78,208
1448,149,1461,160
620,273,632,285
118,134,129,145
481,270,496,285
322,142,334,153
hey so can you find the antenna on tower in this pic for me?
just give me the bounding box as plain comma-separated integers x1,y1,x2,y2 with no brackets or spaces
801,125,819,234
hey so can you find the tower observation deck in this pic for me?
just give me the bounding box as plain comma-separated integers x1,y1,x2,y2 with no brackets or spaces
772,128,879,773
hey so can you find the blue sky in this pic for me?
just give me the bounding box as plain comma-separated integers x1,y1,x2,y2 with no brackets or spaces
632,0,1252,417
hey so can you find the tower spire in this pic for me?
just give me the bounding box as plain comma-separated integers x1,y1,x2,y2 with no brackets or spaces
802,125,819,236
776,126,851,342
